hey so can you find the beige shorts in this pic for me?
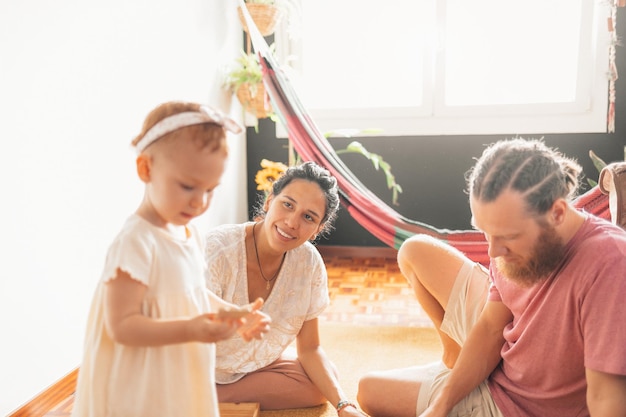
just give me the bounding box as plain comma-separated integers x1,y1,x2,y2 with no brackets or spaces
416,260,504,417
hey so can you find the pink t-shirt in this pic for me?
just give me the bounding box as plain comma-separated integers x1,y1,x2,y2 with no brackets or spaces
487,215,626,417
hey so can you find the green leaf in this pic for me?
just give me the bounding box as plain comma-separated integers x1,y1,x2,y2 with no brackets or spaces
334,140,402,205
589,150,607,174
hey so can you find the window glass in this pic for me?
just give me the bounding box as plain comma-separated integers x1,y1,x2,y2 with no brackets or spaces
297,0,433,109
444,0,582,106
275,0,608,136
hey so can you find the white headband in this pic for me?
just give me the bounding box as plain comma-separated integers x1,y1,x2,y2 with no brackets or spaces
134,105,243,153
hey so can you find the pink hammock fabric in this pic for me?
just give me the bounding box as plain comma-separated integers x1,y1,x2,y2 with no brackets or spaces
240,4,610,266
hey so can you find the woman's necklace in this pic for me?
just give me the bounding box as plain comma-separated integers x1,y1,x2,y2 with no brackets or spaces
252,223,286,290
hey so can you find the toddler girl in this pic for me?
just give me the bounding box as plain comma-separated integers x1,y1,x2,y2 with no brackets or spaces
71,101,269,417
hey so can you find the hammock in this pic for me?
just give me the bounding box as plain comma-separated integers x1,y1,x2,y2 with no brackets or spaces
239,3,610,266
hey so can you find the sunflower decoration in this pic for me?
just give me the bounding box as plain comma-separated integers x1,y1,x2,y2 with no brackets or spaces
255,158,288,194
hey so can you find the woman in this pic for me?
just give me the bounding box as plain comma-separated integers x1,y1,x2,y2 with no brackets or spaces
205,161,366,416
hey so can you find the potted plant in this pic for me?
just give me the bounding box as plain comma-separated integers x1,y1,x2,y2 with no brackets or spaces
224,50,272,120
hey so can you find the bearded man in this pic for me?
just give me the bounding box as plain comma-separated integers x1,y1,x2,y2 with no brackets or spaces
357,138,626,417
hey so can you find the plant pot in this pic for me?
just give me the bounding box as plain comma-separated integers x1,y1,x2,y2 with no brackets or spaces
237,3,282,37
236,82,272,118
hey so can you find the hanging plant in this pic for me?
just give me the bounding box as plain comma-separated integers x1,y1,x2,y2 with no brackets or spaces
238,1,283,37
224,50,273,120
237,0,301,38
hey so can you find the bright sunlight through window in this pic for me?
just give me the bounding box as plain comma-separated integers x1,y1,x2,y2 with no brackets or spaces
275,0,610,136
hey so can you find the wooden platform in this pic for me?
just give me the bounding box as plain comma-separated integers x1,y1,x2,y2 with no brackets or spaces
9,368,78,417
8,366,259,417
219,403,260,417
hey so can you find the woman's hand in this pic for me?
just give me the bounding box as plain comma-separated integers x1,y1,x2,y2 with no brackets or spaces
337,406,367,417
339,404,369,416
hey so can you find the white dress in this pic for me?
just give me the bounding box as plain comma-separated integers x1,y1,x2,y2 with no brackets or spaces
205,223,329,384
72,214,220,417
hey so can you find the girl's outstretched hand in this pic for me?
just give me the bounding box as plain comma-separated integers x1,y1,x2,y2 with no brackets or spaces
188,313,239,343
237,297,271,341
214,298,271,341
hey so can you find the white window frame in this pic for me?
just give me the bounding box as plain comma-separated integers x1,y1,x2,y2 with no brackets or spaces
274,0,611,137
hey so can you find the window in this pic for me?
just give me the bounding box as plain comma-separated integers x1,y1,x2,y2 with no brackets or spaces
275,0,611,136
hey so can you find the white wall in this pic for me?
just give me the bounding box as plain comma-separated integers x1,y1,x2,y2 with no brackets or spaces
0,1,247,414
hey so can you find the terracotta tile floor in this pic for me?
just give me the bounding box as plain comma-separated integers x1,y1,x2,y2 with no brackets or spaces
320,256,433,327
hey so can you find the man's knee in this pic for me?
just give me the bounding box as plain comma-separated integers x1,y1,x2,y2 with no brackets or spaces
399,234,440,259
398,234,449,266
358,371,420,417
398,234,443,283
399,235,466,280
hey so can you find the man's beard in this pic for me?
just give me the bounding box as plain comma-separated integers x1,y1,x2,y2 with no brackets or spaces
495,225,566,287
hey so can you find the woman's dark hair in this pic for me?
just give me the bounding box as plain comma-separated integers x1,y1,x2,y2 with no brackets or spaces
253,161,340,239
